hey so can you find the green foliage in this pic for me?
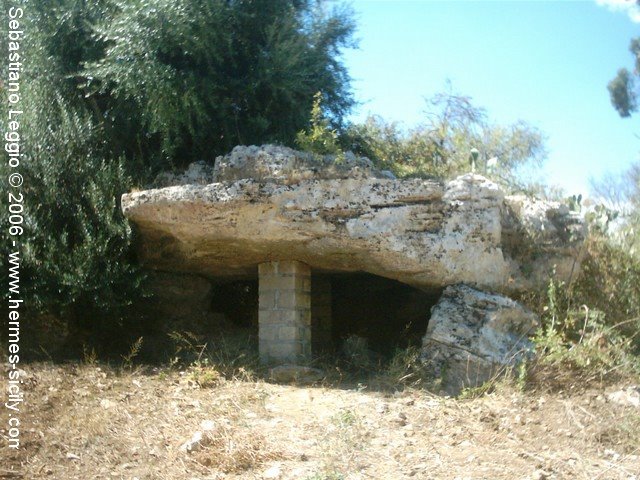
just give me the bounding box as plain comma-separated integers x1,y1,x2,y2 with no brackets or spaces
84,0,355,169
332,408,359,428
0,78,144,327
566,193,582,213
533,265,640,381
344,87,546,188
121,337,144,369
584,204,619,235
534,305,639,379
608,37,640,117
13,0,355,173
27,113,139,315
186,358,223,388
458,380,495,400
0,3,148,356
296,92,344,156
573,237,640,341
609,68,637,118
343,115,406,173
528,161,640,383
590,161,640,256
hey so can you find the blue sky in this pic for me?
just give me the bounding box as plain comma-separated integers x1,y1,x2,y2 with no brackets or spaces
341,0,639,196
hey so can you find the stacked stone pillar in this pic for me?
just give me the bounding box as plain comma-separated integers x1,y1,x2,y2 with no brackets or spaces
258,261,311,363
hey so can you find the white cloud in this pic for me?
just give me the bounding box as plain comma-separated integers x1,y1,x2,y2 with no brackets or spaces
596,0,640,23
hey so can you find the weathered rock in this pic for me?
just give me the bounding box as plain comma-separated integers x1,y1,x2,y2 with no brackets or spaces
262,463,282,479
179,431,204,453
154,161,216,188
200,419,216,431
421,284,539,394
502,195,585,291
213,144,381,183
122,145,583,294
607,386,640,408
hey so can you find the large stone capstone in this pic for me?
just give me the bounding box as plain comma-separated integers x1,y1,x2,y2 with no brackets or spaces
121,145,583,293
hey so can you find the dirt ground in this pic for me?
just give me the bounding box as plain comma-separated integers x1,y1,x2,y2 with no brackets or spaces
2,363,639,480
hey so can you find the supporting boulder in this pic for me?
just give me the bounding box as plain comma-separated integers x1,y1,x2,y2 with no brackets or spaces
421,284,539,394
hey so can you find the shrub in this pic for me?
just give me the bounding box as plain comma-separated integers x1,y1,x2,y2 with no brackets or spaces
532,271,640,384
296,92,344,156
0,78,145,355
572,236,640,346
344,88,546,188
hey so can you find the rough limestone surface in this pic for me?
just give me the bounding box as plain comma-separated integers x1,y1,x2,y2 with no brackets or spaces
121,145,584,293
502,195,585,291
154,161,216,188
421,284,540,394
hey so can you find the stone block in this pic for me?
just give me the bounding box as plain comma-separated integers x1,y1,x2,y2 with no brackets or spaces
258,324,280,342
260,342,303,363
276,291,311,310
277,325,299,341
258,290,277,310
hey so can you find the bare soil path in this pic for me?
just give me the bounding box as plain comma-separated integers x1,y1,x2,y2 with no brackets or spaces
2,364,639,480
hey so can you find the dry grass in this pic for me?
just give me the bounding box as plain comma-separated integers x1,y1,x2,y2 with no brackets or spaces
2,362,640,480
192,423,284,473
